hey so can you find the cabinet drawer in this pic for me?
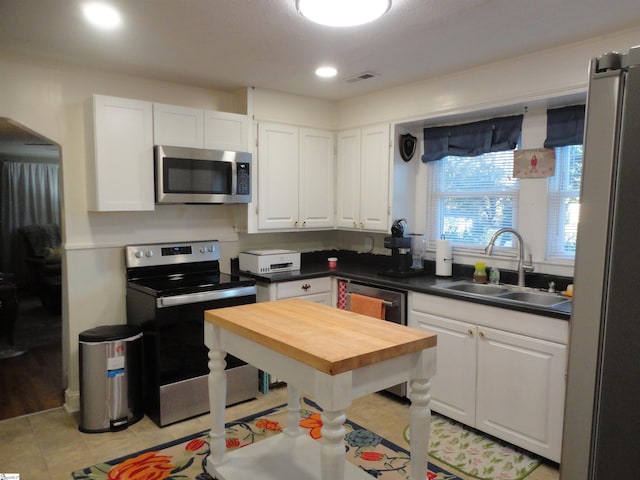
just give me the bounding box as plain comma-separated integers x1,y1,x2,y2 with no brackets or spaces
276,277,331,299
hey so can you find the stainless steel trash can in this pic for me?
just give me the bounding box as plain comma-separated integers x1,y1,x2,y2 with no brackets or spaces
79,324,143,433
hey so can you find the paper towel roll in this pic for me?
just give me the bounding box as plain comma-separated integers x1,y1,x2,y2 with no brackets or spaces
435,239,452,276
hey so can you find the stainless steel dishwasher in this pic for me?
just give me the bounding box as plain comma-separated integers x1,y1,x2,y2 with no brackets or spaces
345,280,408,397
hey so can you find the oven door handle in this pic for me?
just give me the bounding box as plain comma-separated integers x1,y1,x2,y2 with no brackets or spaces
346,292,394,307
156,286,257,308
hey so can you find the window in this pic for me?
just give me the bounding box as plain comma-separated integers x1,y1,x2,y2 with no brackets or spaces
427,150,519,251
547,145,582,260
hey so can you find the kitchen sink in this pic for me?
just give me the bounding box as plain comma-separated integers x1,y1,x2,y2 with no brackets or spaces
433,280,571,310
443,282,509,295
496,290,569,307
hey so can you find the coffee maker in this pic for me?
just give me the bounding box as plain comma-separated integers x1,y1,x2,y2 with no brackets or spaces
380,219,412,275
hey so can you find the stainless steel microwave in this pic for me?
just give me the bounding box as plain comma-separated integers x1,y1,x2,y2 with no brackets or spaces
154,145,251,204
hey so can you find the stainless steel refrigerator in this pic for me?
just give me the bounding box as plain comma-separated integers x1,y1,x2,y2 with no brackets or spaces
562,46,640,479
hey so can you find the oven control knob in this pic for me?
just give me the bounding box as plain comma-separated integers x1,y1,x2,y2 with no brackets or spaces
146,250,154,258
199,247,205,253
135,250,144,259
207,245,215,253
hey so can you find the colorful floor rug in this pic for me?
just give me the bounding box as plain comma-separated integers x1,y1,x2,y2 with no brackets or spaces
72,397,541,480
407,414,541,480
72,397,461,480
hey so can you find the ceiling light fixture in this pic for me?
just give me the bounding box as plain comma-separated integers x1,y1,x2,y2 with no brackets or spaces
82,2,122,30
296,0,391,27
315,66,338,78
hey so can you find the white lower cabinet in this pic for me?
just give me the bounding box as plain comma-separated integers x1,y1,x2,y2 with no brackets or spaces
257,277,332,305
409,292,567,462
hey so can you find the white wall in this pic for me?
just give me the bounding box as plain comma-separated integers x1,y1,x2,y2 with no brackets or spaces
336,27,640,128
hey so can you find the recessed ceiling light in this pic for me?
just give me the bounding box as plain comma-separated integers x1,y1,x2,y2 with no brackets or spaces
315,66,338,78
82,2,122,30
297,0,391,27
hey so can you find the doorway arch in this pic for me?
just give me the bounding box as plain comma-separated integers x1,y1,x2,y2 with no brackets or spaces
0,117,64,419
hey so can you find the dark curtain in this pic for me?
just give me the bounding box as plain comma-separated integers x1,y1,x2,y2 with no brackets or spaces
543,104,585,148
422,114,523,163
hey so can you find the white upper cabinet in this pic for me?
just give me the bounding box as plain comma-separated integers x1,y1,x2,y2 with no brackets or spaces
257,122,334,231
257,123,299,230
203,110,249,152
336,123,391,232
153,103,249,152
299,128,334,229
153,103,204,148
86,94,154,211
335,129,361,229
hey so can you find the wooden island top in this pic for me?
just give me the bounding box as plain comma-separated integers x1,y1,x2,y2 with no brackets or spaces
204,298,437,376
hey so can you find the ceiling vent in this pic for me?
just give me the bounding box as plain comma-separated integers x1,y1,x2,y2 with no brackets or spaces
346,72,378,83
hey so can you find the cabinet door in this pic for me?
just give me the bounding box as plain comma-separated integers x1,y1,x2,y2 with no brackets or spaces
153,103,203,148
476,326,566,462
257,123,299,230
299,128,334,229
410,310,477,425
335,129,362,229
203,110,249,152
88,95,154,211
360,124,390,232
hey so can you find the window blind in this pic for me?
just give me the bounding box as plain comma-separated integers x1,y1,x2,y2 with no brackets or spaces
547,145,582,260
428,151,519,250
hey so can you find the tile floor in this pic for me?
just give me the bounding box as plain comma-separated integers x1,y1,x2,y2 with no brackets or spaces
0,386,559,480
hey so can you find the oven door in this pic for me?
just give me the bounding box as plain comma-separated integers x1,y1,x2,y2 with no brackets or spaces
140,291,257,426
345,281,406,325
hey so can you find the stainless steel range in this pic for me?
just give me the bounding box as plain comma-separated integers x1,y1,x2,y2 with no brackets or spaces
125,240,258,427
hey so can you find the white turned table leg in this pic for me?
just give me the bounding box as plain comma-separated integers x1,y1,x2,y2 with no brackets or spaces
409,378,432,480
207,346,228,466
285,385,302,436
320,410,347,480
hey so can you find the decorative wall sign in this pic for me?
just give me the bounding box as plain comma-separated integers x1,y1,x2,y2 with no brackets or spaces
399,133,417,162
513,148,556,178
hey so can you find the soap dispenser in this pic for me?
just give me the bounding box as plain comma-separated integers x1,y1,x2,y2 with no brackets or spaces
489,262,500,285
473,262,487,283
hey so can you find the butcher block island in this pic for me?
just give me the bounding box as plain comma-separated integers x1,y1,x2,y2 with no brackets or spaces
203,298,438,480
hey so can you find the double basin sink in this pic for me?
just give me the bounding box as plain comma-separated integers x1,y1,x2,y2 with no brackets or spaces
433,280,571,311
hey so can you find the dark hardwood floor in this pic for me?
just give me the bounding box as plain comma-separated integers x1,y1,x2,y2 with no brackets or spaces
0,291,63,421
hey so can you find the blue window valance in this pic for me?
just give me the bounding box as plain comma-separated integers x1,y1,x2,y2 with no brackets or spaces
421,114,523,163
544,104,585,148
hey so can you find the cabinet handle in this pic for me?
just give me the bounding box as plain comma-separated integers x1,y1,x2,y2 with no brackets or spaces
294,221,298,227
353,221,357,227
359,222,364,228
303,221,306,226
479,331,485,338
467,329,474,336
301,284,311,291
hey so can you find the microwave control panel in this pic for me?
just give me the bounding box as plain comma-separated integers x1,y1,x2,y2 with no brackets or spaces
237,163,251,195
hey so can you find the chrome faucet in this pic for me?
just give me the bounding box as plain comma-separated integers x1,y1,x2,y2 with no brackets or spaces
484,228,534,287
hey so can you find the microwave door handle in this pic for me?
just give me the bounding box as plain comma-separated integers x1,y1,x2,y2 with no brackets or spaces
231,160,237,195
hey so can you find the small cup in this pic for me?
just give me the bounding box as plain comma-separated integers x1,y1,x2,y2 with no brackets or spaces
328,257,337,269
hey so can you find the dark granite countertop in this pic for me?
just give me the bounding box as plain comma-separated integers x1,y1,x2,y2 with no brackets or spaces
232,249,571,320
